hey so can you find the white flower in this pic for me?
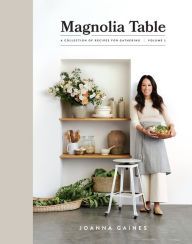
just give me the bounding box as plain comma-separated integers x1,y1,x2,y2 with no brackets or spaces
74,88,78,93
73,88,79,95
74,79,79,84
101,95,106,100
48,88,52,94
83,84,88,89
64,83,70,89
86,82,93,91
83,79,88,84
89,93,96,99
71,93,75,97
79,94,84,100
67,87,73,93
75,97,79,102
51,91,56,96
59,81,64,88
79,83,84,89
56,88,59,92
84,82,92,91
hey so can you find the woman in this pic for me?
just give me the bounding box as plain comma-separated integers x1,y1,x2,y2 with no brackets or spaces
130,75,176,215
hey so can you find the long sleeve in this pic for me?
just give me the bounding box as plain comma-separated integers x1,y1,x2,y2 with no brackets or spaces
161,103,173,126
130,100,140,128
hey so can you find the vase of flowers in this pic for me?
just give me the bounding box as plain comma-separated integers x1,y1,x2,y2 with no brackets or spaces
48,68,106,118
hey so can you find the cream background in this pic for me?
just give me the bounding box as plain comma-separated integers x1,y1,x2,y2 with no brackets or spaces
33,0,192,203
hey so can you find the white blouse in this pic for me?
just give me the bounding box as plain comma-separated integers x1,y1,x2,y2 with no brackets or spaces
130,99,172,128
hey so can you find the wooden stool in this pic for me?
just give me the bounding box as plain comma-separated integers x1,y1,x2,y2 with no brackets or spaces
104,158,149,219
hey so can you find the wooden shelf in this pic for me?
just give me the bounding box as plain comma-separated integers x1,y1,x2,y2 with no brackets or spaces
60,153,131,159
59,117,130,121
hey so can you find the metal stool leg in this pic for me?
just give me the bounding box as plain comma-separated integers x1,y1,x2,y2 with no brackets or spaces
105,166,118,216
130,167,138,219
118,168,124,211
136,165,150,212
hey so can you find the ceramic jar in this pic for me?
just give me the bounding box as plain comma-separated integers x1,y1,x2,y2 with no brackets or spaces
60,100,71,117
107,130,126,154
109,97,117,118
117,97,125,118
71,105,87,118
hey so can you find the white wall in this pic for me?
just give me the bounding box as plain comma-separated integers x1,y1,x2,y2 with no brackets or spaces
33,0,192,203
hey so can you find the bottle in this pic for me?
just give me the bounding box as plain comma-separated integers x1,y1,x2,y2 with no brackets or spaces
109,97,117,118
117,97,125,118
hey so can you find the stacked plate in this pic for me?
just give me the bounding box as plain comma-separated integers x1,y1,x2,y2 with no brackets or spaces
92,106,112,118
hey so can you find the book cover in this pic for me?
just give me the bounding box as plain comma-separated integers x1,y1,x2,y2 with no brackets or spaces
33,1,192,243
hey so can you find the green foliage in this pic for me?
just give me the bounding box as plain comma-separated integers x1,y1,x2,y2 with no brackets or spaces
92,168,120,177
56,178,93,201
155,125,169,133
82,193,116,208
33,175,117,208
33,196,65,206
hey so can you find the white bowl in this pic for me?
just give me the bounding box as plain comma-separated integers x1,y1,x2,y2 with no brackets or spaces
92,114,113,118
95,110,111,115
95,106,111,115
101,148,110,155
95,106,111,110
95,108,111,111
96,108,111,111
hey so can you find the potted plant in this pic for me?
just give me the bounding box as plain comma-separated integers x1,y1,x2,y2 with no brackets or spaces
92,168,120,193
48,68,106,117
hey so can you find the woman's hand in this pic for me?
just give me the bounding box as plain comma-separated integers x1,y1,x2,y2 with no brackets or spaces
168,125,176,137
142,127,159,138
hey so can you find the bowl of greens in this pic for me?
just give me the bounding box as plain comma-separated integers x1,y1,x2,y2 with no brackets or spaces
150,125,171,139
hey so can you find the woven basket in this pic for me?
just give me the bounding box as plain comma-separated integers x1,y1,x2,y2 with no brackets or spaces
92,176,120,193
33,197,82,213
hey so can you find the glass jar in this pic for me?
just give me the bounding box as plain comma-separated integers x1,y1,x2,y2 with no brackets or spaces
80,136,95,154
79,136,86,149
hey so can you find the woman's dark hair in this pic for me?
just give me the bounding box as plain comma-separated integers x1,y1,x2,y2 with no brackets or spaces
135,75,163,113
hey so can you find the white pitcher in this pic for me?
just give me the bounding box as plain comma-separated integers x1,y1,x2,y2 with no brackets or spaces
67,142,79,154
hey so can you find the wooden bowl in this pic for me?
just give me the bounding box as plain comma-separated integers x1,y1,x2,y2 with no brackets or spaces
155,132,171,139
74,149,86,155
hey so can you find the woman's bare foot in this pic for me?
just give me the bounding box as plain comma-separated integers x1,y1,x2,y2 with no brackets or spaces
140,201,151,212
153,202,163,215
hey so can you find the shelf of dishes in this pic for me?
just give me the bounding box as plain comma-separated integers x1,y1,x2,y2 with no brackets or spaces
60,117,130,121
60,153,131,159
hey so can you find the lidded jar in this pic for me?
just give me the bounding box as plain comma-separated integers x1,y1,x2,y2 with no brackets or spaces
81,136,95,154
